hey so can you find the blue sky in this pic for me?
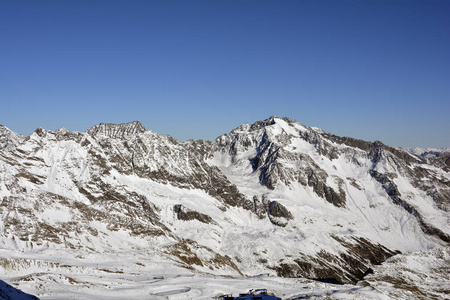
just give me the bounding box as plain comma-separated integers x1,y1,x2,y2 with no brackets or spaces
1,0,449,147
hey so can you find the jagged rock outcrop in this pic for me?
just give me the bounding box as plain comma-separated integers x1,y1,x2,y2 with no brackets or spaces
252,195,293,227
173,204,216,225
267,201,293,227
86,121,147,138
273,236,399,284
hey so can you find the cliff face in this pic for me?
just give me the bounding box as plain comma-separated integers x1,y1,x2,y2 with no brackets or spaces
86,120,147,138
0,117,449,298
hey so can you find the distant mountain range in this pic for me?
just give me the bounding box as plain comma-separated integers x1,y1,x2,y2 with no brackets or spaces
0,116,448,299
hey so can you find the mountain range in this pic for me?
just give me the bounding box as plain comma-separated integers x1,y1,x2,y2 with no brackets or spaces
0,116,449,299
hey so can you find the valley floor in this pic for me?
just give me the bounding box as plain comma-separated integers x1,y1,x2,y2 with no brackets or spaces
1,247,448,300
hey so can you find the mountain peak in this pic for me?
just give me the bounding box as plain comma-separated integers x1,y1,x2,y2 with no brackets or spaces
55,126,69,134
0,124,24,151
86,121,147,138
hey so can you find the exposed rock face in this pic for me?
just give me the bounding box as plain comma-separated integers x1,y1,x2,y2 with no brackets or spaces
173,204,216,225
86,121,147,138
307,175,346,208
267,201,293,227
85,124,252,211
252,195,293,227
214,117,348,208
253,195,269,219
162,239,242,275
0,117,449,291
274,236,399,284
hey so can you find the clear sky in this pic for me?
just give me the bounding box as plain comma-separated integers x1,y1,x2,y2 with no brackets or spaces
1,0,449,148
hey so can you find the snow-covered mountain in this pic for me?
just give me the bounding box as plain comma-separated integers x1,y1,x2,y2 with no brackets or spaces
0,116,448,299
405,147,450,170
0,125,24,152
407,147,450,156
